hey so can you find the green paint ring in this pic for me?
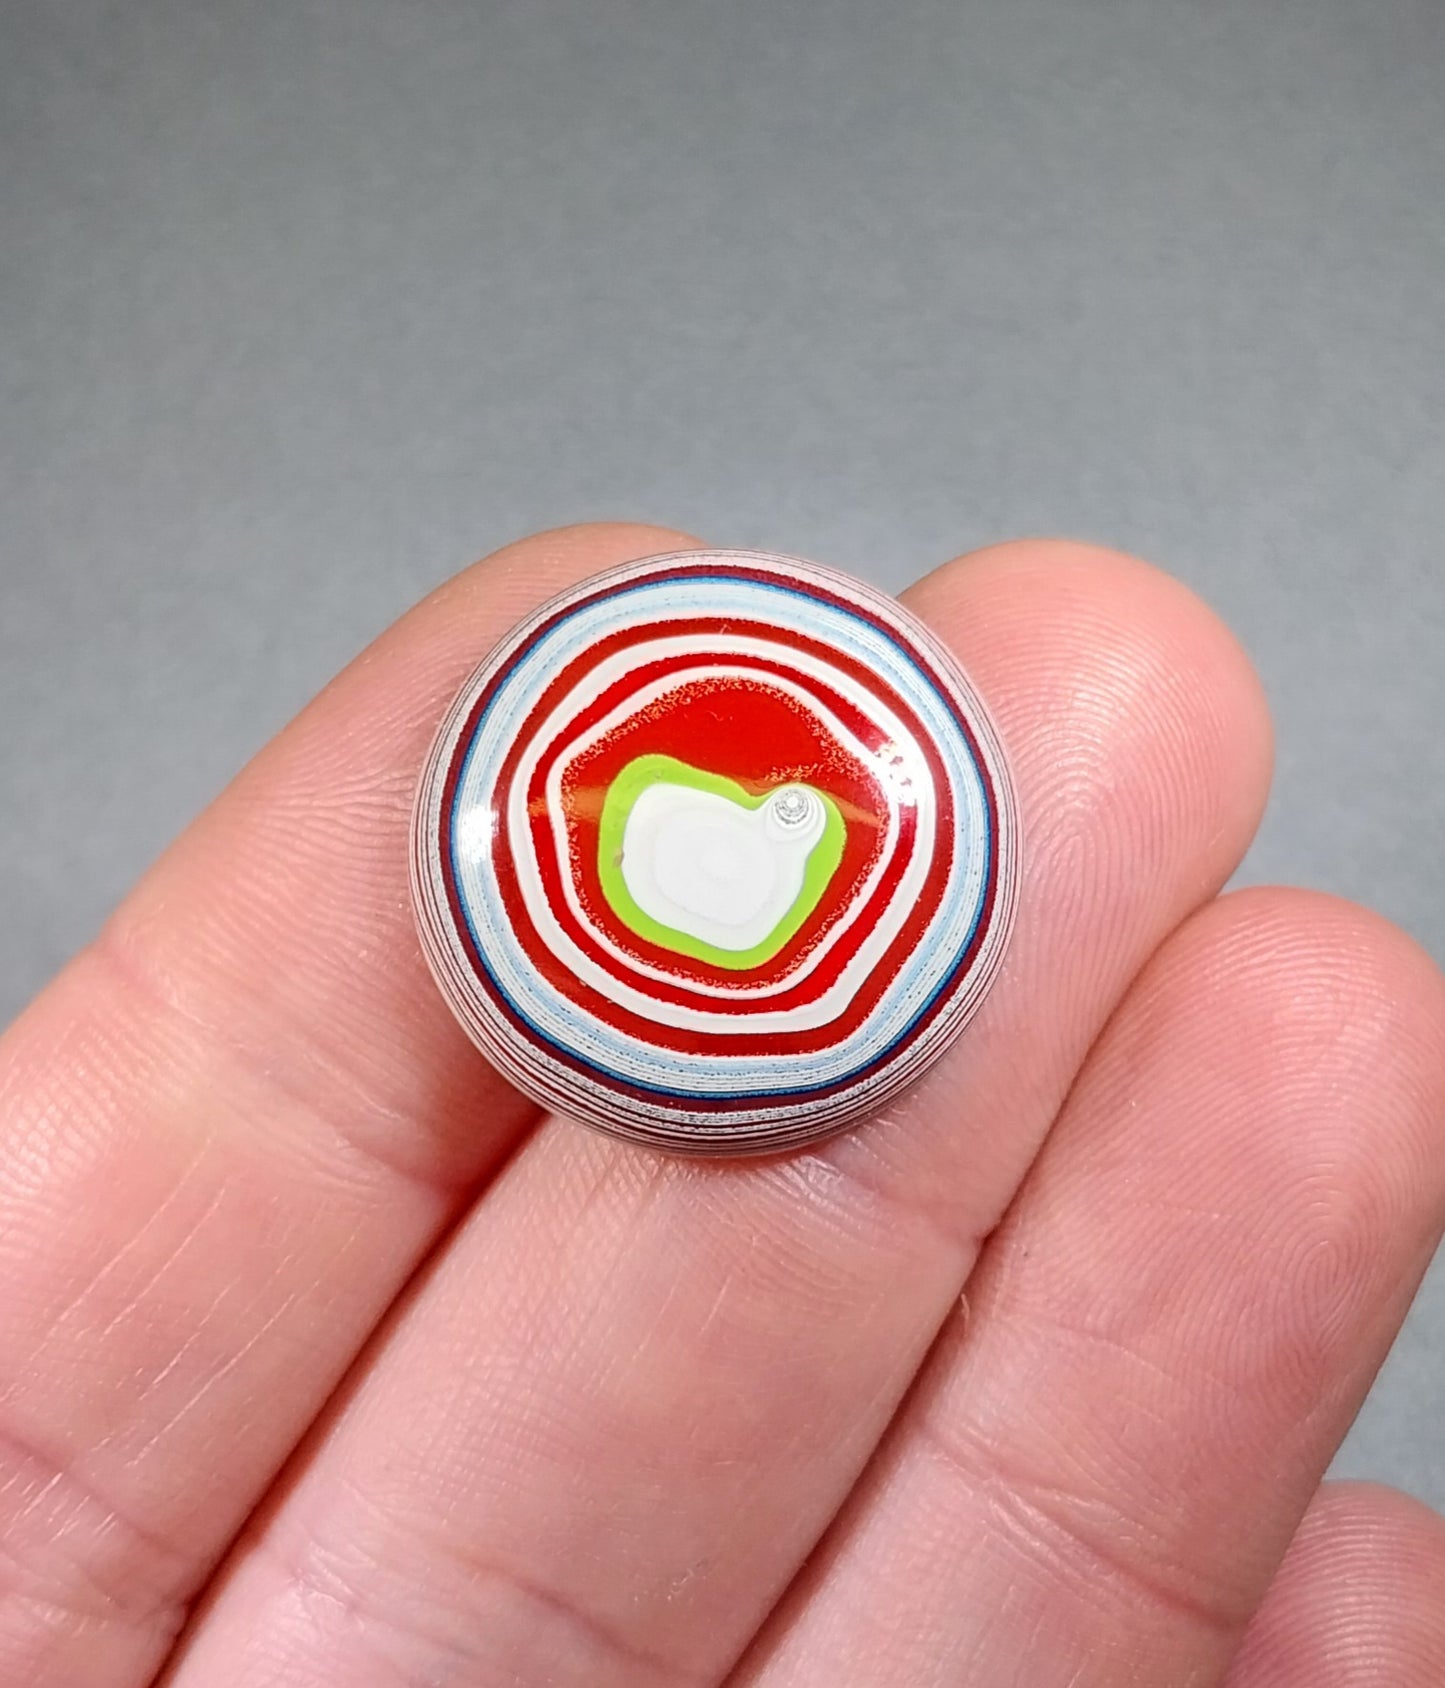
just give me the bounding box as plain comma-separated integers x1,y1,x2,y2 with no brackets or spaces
596,753,846,971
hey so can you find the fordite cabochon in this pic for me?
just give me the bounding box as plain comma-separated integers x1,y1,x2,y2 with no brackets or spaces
411,550,1018,1155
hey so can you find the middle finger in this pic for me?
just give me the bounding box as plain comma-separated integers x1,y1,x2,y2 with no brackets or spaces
168,539,1271,1688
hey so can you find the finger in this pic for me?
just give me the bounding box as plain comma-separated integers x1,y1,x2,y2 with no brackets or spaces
166,542,1272,1688
0,521,702,1688
735,890,1445,1688
1225,1480,1445,1686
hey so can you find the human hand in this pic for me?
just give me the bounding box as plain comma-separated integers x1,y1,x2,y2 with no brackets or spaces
4,523,1443,1687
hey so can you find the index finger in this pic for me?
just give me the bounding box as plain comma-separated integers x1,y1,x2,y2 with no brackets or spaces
0,522,701,1688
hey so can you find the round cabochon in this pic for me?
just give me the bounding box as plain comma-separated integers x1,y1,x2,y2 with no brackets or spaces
411,550,1018,1154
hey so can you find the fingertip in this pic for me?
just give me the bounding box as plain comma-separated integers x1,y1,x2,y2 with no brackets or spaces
1075,884,1445,1445
901,538,1275,1010
909,541,1274,814
373,520,708,697
459,519,706,583
1174,885,1445,1117
1300,1479,1445,1556
1229,1479,1445,1686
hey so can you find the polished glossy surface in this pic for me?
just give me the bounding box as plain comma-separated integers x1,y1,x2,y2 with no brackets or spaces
412,551,1017,1153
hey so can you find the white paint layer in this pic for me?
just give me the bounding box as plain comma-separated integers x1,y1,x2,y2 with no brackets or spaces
620,783,826,952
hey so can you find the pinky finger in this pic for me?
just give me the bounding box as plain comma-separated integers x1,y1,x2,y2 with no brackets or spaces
1226,1480,1445,1686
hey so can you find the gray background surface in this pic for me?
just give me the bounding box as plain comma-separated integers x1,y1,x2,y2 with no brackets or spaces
3,1,1442,1505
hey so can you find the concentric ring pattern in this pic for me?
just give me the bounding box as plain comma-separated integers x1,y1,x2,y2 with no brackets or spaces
411,550,1018,1153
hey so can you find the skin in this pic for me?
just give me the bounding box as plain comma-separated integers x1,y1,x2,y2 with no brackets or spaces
0,522,1442,1688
